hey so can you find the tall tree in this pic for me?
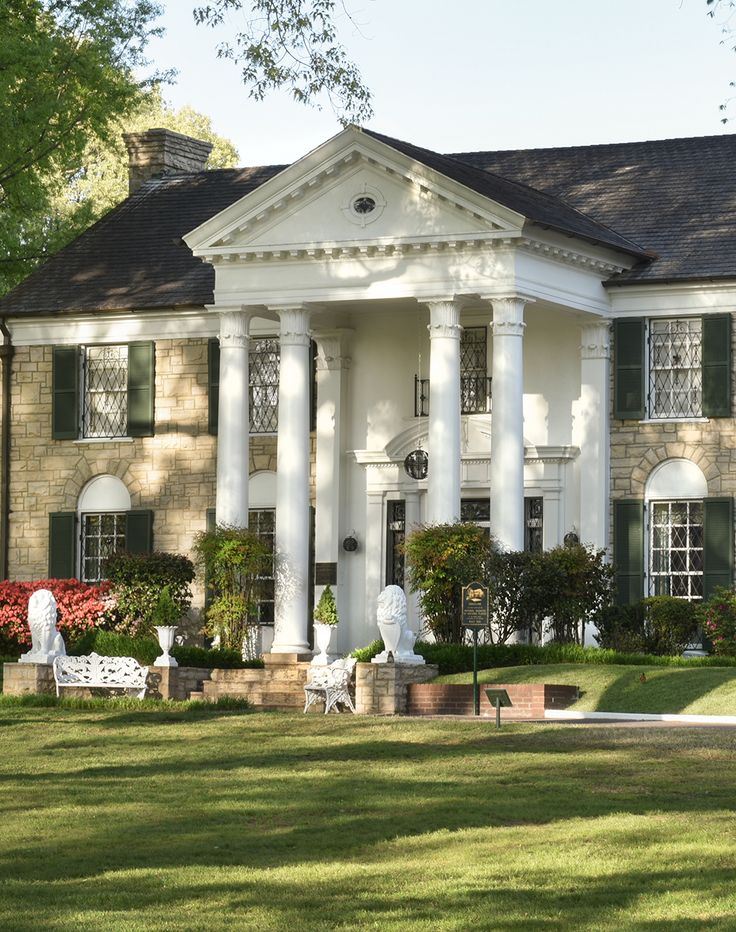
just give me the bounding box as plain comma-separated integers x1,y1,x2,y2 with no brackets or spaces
0,0,170,293
193,0,373,125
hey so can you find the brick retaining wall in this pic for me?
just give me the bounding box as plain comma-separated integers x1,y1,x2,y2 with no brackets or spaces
406,683,579,720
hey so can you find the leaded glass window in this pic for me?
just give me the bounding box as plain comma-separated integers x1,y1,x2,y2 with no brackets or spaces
249,508,275,625
460,327,489,414
649,500,704,601
81,512,126,583
648,319,702,418
250,339,279,433
83,345,128,438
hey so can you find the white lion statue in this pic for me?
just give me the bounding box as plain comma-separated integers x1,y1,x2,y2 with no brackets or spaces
372,585,424,665
18,589,66,665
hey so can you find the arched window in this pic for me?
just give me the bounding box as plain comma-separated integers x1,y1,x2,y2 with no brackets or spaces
646,460,707,601
77,476,131,583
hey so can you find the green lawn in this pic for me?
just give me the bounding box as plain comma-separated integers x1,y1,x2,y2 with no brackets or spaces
437,662,736,715
1,708,736,929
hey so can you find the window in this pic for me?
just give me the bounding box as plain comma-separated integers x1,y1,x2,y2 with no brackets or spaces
249,508,275,625
250,339,280,433
650,501,704,600
81,512,126,583
613,315,731,420
83,345,128,438
414,327,491,416
52,342,155,440
648,319,702,418
524,497,544,552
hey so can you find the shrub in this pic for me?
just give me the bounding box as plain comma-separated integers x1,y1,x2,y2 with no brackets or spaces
104,552,194,638
70,629,260,668
595,602,648,653
540,545,614,644
193,525,270,657
487,550,544,644
404,523,496,643
642,596,699,655
0,579,112,655
314,585,339,625
700,587,736,656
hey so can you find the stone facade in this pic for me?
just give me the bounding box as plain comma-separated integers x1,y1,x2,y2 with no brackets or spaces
609,312,736,509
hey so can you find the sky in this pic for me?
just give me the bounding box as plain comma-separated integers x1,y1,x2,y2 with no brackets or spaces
146,0,736,166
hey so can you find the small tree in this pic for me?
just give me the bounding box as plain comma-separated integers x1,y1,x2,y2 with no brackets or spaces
404,523,496,643
540,545,614,644
487,550,547,645
314,585,339,625
193,524,270,657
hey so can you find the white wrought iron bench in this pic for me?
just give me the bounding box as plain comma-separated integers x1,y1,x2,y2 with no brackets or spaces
53,653,149,699
303,657,356,714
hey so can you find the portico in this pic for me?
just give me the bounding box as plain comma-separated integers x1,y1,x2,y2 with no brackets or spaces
184,124,640,653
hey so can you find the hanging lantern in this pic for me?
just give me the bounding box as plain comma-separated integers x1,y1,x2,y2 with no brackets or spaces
404,449,428,480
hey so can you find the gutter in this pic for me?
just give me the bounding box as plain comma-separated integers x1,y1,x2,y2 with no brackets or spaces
0,320,13,580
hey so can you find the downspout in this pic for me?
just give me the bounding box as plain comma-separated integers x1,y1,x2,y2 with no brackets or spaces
0,319,13,580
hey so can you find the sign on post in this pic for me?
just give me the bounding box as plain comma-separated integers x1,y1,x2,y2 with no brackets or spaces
462,582,489,716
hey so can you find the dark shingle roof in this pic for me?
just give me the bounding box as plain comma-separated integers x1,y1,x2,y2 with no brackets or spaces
362,128,649,260
450,134,736,284
0,164,285,316
2,131,734,316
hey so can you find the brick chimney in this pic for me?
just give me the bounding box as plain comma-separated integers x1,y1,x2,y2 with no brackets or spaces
123,128,214,194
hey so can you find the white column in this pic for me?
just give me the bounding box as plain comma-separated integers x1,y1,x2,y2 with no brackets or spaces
426,299,463,524
314,330,351,638
403,489,422,634
490,296,528,551
272,306,312,654
579,321,611,550
215,309,251,528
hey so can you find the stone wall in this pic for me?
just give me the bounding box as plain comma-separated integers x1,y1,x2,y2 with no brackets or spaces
406,682,579,720
355,662,439,715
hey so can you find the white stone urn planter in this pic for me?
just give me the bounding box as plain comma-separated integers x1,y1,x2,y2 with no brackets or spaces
154,625,178,667
311,622,335,666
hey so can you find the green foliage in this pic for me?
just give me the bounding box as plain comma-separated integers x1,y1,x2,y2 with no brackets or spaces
151,586,180,628
700,587,736,655
0,693,252,712
104,551,194,639
314,585,338,625
70,628,259,669
0,0,170,294
193,524,270,655
193,0,373,125
351,639,383,662
642,595,699,656
404,523,496,643
539,545,614,644
596,597,699,656
487,550,545,644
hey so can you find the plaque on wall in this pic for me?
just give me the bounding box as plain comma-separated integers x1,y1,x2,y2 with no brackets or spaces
315,562,338,585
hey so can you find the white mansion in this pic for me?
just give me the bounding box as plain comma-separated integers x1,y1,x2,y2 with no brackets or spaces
0,125,734,653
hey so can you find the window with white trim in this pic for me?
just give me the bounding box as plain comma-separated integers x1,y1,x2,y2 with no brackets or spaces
649,500,704,601
83,344,128,438
81,512,126,583
648,318,702,419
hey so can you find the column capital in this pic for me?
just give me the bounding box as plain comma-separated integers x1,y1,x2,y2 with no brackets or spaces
580,320,611,360
314,329,353,371
218,309,253,349
276,305,312,347
487,295,532,336
425,298,464,340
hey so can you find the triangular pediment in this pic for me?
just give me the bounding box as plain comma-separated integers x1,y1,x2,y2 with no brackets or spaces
184,126,525,259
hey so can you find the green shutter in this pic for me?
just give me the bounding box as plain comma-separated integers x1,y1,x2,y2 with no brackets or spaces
613,499,644,605
52,347,79,439
613,319,644,420
48,512,77,578
208,338,219,435
703,497,733,598
702,315,731,417
127,342,155,437
125,510,153,554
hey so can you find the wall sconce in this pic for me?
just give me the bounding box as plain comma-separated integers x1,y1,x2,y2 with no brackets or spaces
564,528,580,548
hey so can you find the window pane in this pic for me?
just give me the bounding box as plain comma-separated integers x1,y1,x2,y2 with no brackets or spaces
648,499,703,603
83,345,128,438
648,318,702,418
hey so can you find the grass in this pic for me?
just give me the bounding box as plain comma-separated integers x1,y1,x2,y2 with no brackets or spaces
437,662,736,715
1,709,736,929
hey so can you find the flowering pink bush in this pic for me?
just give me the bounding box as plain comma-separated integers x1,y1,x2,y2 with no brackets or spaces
0,579,112,655
699,587,736,656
